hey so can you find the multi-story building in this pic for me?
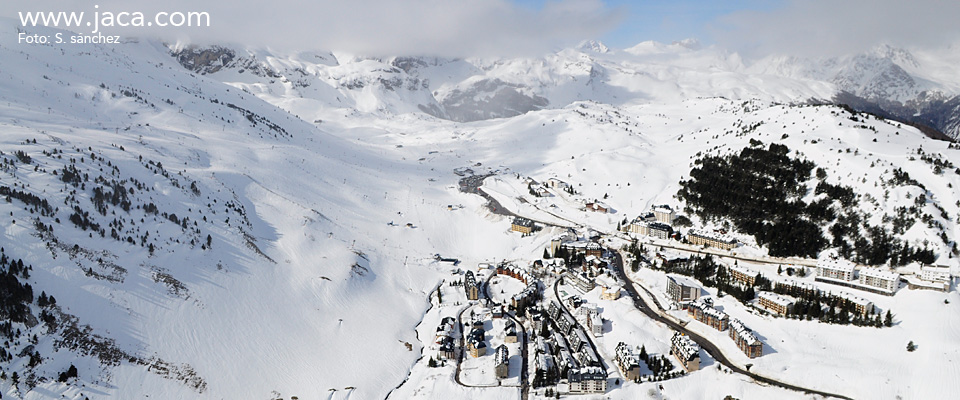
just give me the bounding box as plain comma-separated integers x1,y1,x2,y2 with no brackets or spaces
512,282,540,309
774,279,820,297
568,327,590,352
816,258,856,281
560,240,604,259
615,342,642,381
671,332,700,371
547,301,562,320
574,303,603,337
439,336,456,360
686,229,737,250
911,265,952,292
858,267,900,294
838,293,874,316
652,204,676,224
564,271,597,293
687,300,729,331
557,310,577,335
666,274,701,305
728,319,763,358
577,345,602,368
567,366,607,394
921,265,951,283
728,264,757,287
494,345,509,379
600,285,621,300
533,351,558,387
504,320,519,343
632,221,674,239
464,270,480,300
511,217,535,234
467,328,487,357
757,291,795,315
496,263,533,284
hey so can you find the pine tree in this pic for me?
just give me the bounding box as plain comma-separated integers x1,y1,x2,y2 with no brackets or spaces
885,310,893,327
906,341,917,352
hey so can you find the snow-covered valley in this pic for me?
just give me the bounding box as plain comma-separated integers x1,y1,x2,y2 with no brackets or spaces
1,19,960,400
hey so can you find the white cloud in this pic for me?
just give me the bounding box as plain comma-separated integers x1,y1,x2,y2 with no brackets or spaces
711,0,960,58
2,0,622,57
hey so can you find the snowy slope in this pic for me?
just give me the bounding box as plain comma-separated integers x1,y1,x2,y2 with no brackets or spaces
1,18,960,400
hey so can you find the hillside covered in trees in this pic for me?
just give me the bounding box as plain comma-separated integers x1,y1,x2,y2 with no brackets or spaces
677,140,935,265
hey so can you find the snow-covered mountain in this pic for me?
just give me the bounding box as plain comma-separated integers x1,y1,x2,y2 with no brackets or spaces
168,38,960,139
752,43,960,138
2,18,960,400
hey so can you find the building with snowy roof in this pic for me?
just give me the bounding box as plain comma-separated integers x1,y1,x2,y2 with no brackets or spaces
757,291,795,315
614,342,642,381
567,366,607,394
838,292,875,316
511,217,536,234
464,270,480,300
774,279,821,297
728,264,758,287
585,201,609,213
921,265,951,283
666,274,701,305
671,332,701,371
686,229,737,250
858,267,900,294
631,221,674,239
494,345,509,379
688,300,729,331
728,319,763,358
816,258,856,281
652,204,676,224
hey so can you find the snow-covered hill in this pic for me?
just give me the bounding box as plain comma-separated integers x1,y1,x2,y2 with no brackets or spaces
1,19,960,400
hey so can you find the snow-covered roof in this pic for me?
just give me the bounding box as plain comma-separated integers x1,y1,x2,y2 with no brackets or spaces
838,292,873,307
859,267,900,281
817,258,856,273
671,332,700,360
512,217,535,227
667,274,700,289
777,278,819,293
652,204,674,213
687,228,736,244
690,300,729,320
495,344,509,366
615,342,641,367
729,264,756,277
758,291,795,307
729,319,761,345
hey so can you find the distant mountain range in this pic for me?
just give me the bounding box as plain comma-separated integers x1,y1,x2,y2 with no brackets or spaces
172,41,960,139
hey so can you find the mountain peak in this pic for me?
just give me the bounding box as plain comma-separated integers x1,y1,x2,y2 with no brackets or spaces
577,40,610,54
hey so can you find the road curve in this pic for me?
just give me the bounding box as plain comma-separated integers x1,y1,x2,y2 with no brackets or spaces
609,249,853,400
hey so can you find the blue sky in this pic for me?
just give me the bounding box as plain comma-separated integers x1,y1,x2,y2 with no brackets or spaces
514,0,785,48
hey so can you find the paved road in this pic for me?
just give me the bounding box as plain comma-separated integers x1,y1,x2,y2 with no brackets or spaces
454,273,529,396
609,249,853,400
629,236,819,267
486,273,531,400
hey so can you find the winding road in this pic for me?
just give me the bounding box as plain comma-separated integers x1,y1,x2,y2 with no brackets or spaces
608,249,853,400
454,272,530,399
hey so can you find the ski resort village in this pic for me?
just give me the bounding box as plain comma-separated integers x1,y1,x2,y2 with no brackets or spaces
3,11,960,400
393,169,958,400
